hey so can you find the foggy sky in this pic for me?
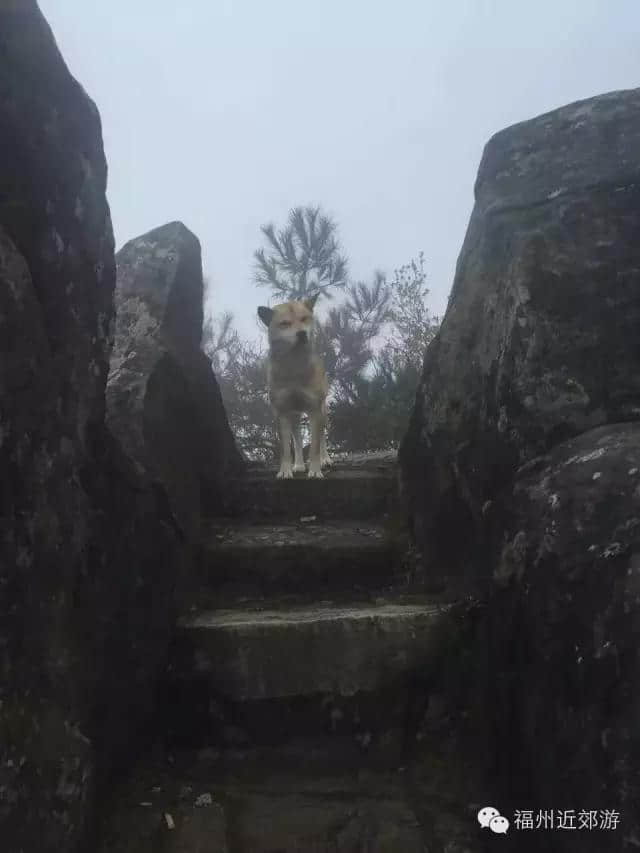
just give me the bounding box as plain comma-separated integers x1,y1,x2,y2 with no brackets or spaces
40,0,640,340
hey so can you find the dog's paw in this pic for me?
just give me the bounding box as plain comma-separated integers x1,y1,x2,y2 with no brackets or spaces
276,467,294,480
307,468,324,479
321,455,332,469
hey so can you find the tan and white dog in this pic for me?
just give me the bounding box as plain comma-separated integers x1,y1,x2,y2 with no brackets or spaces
258,295,330,479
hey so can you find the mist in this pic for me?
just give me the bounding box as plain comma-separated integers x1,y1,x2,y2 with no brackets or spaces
40,0,640,339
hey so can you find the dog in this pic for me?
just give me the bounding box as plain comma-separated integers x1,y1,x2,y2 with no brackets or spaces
258,294,330,479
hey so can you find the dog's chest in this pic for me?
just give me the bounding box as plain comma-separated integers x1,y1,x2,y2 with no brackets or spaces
269,357,323,412
271,377,317,412
279,389,314,411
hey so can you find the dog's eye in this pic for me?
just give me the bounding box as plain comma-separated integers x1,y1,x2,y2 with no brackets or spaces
279,320,292,328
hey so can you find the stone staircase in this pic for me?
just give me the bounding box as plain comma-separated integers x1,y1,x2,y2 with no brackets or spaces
97,455,484,853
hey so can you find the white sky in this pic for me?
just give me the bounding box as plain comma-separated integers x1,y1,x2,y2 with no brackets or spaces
40,0,640,340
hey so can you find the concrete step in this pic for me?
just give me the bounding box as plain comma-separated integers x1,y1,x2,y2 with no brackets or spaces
191,521,403,606
220,468,396,521
176,600,450,702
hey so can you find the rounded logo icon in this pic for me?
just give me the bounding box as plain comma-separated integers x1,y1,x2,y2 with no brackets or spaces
477,806,500,828
489,815,510,835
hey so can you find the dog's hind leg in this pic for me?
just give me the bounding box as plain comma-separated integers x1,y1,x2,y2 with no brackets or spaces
276,415,294,479
308,407,326,479
291,413,305,473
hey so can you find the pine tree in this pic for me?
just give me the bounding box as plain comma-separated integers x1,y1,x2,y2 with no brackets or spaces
253,205,348,301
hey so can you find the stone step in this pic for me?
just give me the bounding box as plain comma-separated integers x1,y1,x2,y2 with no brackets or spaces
163,599,451,758
176,600,449,702
96,732,485,853
96,753,432,853
219,468,396,521
163,599,453,765
160,593,452,769
190,521,403,606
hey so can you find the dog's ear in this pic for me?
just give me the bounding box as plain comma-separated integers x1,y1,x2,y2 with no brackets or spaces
258,306,274,326
304,292,319,312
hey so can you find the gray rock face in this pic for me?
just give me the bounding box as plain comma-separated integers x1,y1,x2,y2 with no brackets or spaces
107,222,243,541
400,88,640,583
1,4,113,848
401,89,640,852
0,6,177,852
488,424,640,849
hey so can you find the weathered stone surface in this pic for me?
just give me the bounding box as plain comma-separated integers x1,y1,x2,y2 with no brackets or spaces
400,89,640,853
107,222,243,540
0,4,111,848
485,424,640,850
180,601,450,700
98,794,228,853
194,520,399,606
400,88,640,583
97,445,477,847
0,6,179,852
96,757,427,853
231,792,424,852
230,466,395,520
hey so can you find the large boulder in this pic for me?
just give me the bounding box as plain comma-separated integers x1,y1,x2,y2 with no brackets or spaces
400,88,640,584
488,424,640,848
400,88,640,852
0,5,179,852
107,222,243,542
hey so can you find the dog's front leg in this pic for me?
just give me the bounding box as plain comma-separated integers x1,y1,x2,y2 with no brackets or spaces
291,414,305,473
320,403,331,469
308,408,325,479
276,415,294,479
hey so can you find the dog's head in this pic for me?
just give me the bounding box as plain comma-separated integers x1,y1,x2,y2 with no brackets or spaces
258,294,318,355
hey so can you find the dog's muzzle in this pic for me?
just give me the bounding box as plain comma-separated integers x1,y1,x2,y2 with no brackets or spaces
296,330,308,343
